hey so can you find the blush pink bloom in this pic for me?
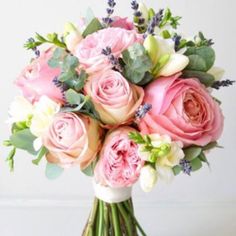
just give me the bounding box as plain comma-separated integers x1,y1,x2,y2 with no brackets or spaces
139,73,224,147
16,49,64,104
111,17,134,30
95,127,144,188
75,27,142,74
84,69,144,126
43,112,102,169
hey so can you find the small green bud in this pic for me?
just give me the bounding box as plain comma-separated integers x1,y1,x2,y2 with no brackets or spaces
3,140,12,147
148,8,155,20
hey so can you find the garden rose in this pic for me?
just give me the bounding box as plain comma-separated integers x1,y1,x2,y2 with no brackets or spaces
75,27,142,74
139,73,224,146
95,127,144,188
43,112,102,169
84,69,144,126
111,17,134,30
16,49,64,104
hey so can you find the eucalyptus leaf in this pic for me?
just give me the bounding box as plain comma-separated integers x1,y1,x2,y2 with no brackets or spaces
202,141,218,151
184,146,202,161
85,7,95,24
182,70,215,87
82,18,103,38
10,129,37,155
173,165,182,175
45,163,64,180
186,54,207,71
82,160,97,177
198,152,208,163
190,157,203,171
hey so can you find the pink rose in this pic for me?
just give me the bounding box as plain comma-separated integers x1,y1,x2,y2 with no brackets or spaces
111,17,134,30
95,127,143,187
139,73,224,147
16,49,64,104
75,27,142,74
43,112,102,169
84,69,144,126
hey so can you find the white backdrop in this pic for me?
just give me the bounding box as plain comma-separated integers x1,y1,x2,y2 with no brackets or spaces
0,0,236,235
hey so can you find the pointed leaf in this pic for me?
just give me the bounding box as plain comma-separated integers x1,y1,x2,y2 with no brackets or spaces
45,163,64,180
184,147,202,161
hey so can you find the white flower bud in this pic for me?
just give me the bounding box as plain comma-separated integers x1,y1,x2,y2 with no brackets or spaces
138,2,149,22
140,165,158,192
208,66,225,81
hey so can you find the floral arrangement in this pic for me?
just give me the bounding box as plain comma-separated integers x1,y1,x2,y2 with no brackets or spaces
4,0,234,235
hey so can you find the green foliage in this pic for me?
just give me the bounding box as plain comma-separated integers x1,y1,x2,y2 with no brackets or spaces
185,46,215,72
62,89,100,120
122,43,153,85
129,132,171,163
184,147,202,161
82,18,103,38
190,157,203,171
45,163,64,180
24,33,66,50
32,147,48,165
6,147,16,172
159,8,182,29
10,129,37,155
82,159,98,177
172,165,181,176
182,70,215,87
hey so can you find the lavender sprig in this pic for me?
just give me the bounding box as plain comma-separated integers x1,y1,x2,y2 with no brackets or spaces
52,77,68,99
26,38,40,57
131,0,146,28
211,80,235,90
172,34,182,51
180,159,192,175
102,0,116,26
135,104,152,120
145,9,164,38
102,47,122,72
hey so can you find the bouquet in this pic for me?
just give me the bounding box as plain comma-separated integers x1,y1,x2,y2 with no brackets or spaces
4,0,234,235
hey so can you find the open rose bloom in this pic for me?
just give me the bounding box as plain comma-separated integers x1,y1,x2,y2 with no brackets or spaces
5,2,229,235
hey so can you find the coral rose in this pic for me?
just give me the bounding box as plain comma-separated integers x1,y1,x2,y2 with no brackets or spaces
95,127,143,188
43,112,102,169
139,73,224,147
16,49,64,104
84,69,144,126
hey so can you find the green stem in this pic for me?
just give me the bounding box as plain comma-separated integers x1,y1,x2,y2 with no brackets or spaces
117,203,133,236
103,202,109,236
124,201,147,236
111,204,122,236
98,200,104,236
83,198,98,236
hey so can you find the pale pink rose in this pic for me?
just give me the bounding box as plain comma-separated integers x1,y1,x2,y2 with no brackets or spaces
95,127,144,187
111,17,134,30
84,69,144,126
75,27,142,74
16,49,64,104
43,112,102,169
139,73,224,147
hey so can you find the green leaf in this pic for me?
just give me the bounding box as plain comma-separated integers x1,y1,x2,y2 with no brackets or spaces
85,7,95,24
32,147,48,165
45,163,64,180
82,18,103,38
190,157,203,171
82,160,97,176
6,147,16,172
65,89,84,105
202,141,218,151
184,146,202,161
198,152,208,163
10,129,37,155
173,165,182,175
185,46,215,71
122,43,152,85
182,70,215,87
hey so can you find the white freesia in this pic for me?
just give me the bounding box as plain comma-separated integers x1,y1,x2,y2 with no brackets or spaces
140,165,158,192
208,66,225,81
30,96,60,137
8,96,33,124
138,2,149,22
156,166,174,184
64,22,82,53
155,36,175,58
158,53,189,77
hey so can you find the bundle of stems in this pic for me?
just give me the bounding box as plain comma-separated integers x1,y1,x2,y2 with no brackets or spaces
82,198,147,236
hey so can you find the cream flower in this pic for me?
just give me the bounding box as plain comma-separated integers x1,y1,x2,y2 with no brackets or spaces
140,165,158,192
8,96,33,124
30,96,60,137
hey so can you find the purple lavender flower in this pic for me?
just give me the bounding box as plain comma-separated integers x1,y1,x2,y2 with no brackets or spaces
103,0,116,26
180,159,192,175
135,104,152,120
211,80,235,90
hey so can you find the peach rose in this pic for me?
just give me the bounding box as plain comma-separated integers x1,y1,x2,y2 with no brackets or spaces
43,112,102,169
139,73,224,147
111,17,134,30
84,69,144,126
75,27,142,74
16,49,64,104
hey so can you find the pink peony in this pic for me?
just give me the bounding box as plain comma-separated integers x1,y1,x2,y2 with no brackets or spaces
95,127,143,188
111,17,134,30
75,27,142,74
84,69,144,126
139,73,224,147
16,49,64,104
43,112,102,169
